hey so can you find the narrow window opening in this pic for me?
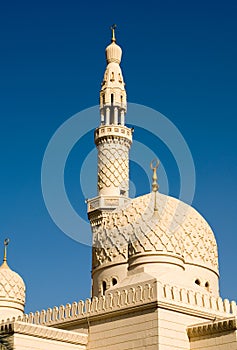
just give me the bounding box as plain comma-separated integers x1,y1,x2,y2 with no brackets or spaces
112,278,117,286
195,279,201,286
205,281,210,289
102,281,106,295
111,94,114,104
110,72,115,81
102,94,105,104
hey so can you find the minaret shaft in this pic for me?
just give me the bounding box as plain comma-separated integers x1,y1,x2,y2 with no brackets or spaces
88,28,132,220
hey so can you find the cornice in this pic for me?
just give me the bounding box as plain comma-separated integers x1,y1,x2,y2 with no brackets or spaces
0,321,87,345
187,317,237,338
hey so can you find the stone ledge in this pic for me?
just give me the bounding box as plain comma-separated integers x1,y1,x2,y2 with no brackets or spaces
0,321,88,345
187,317,237,338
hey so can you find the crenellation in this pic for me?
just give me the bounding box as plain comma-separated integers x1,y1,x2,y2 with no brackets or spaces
52,306,59,322
5,281,234,330
223,299,230,313
34,311,40,325
90,297,98,314
97,295,106,312
127,287,135,304
106,292,113,309
78,300,84,315
209,295,218,311
71,302,77,318
46,308,52,323
85,298,91,314
120,289,128,306
217,297,224,312
135,285,143,302
59,305,65,321
65,303,71,319
39,309,46,324
113,290,120,308
230,300,236,314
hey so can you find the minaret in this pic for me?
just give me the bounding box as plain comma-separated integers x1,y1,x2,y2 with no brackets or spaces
88,25,133,221
88,26,132,297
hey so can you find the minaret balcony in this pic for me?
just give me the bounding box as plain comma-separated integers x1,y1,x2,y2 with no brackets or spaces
87,195,130,215
94,125,132,144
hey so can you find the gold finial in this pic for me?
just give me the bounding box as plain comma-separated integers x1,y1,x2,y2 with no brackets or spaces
3,238,10,264
110,24,117,42
150,159,159,192
150,159,160,215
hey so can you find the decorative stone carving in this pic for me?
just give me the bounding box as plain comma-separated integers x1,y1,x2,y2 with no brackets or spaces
0,265,25,303
97,141,130,193
92,192,218,273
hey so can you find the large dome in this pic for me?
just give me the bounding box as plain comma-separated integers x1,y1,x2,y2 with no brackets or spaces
93,192,218,273
92,191,219,296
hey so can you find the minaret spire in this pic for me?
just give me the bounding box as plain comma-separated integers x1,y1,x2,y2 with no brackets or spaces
2,238,10,266
111,24,116,42
88,27,132,217
150,159,160,215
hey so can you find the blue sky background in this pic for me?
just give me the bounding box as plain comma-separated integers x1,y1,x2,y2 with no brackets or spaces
0,0,236,313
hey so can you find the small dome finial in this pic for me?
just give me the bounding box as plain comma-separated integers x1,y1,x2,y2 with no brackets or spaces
111,24,117,42
3,238,10,265
150,159,160,215
150,159,159,193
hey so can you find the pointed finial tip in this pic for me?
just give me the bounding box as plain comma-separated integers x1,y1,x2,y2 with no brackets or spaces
4,238,10,246
3,238,10,263
110,24,117,42
150,158,160,193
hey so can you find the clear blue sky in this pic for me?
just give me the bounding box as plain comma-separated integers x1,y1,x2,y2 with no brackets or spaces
0,0,236,312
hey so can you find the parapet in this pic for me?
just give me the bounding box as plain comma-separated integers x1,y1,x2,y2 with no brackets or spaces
1,280,236,327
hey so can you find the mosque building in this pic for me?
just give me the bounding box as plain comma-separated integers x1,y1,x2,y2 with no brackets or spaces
0,27,236,350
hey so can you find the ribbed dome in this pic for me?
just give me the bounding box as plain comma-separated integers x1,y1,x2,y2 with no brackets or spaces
105,42,122,64
0,261,25,305
127,193,218,273
93,192,218,274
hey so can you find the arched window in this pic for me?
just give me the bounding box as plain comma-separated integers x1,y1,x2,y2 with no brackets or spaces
111,94,114,104
195,279,201,286
102,281,106,295
112,278,117,286
110,72,115,81
205,281,210,290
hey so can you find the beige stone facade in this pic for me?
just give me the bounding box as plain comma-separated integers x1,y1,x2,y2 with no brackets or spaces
0,29,236,349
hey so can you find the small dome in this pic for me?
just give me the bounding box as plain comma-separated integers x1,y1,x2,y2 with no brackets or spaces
0,262,25,304
0,241,26,319
106,42,122,64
